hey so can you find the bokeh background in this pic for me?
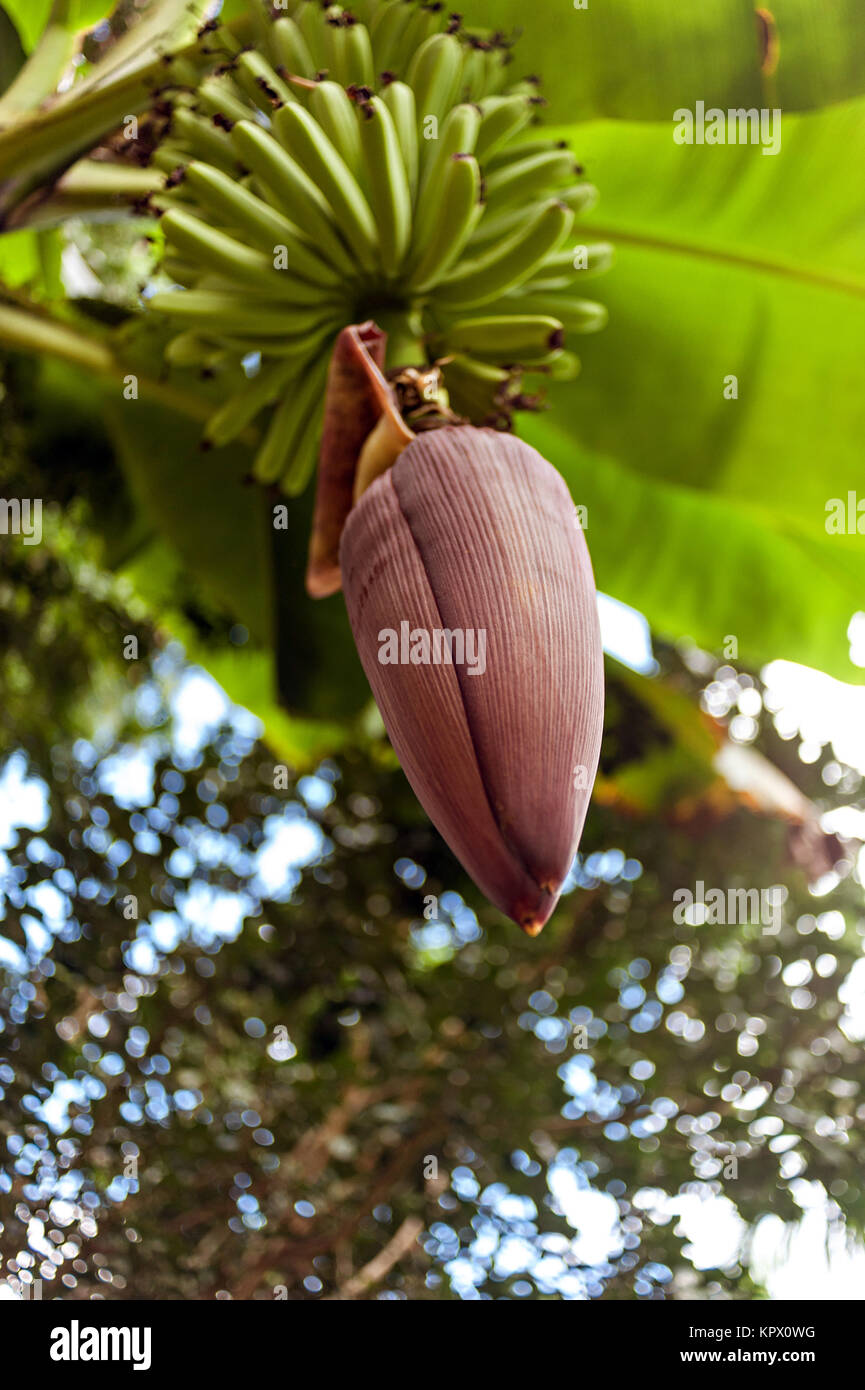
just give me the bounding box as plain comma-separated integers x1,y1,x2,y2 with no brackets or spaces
1,0,864,1300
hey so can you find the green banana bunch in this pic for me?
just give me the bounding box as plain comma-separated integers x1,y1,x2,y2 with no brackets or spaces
145,0,610,492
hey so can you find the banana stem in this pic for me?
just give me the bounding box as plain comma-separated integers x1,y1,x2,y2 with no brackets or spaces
374,307,425,370
0,10,254,224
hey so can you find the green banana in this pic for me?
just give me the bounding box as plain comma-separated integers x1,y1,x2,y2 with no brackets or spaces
380,80,418,198
408,153,482,292
161,206,338,298
357,94,412,271
501,292,608,333
442,315,566,362
485,136,569,170
400,2,447,63
232,50,295,111
205,356,302,447
526,241,616,287
274,102,379,272
295,0,330,71
165,332,214,367
216,324,337,357
182,162,344,291
309,80,364,183
442,353,518,422
370,1,416,73
432,201,574,308
269,16,315,76
230,120,359,278
341,18,376,87
459,43,488,103
195,74,255,127
323,15,375,88
280,354,331,494
407,33,464,131
410,102,480,254
484,149,580,212
149,290,340,336
557,181,600,215
468,185,597,251
193,19,242,62
170,108,242,174
530,349,581,382
253,350,329,485
475,95,534,160
152,145,191,176
162,256,200,288
348,0,377,24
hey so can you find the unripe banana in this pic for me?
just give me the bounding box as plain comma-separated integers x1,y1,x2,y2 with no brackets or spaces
183,161,322,265
341,18,376,87
433,201,574,309
400,2,447,60
205,356,301,448
196,74,254,127
165,331,219,367
308,80,364,183
408,154,482,293
150,289,340,336
295,0,330,70
274,103,379,272
171,108,242,174
484,149,581,213
253,350,330,486
474,95,535,160
270,16,315,76
230,120,359,279
148,0,610,452
409,103,480,261
369,1,415,73
526,241,616,287
380,80,418,198
280,354,332,495
232,50,295,112
442,315,565,363
161,206,338,296
501,292,609,333
407,33,464,132
417,100,480,190
357,95,412,271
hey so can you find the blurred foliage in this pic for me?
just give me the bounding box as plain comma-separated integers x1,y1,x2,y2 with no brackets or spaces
522,100,865,681
486,0,865,121
1,0,864,1304
0,512,863,1300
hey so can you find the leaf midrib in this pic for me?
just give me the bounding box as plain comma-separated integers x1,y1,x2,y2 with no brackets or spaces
580,222,865,299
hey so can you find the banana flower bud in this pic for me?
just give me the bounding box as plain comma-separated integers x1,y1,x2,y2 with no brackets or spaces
308,324,604,934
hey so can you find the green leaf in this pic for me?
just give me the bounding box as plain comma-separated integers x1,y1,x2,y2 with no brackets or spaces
519,101,865,676
489,0,865,120
1,0,53,52
0,227,39,284
525,415,862,682
100,380,371,723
